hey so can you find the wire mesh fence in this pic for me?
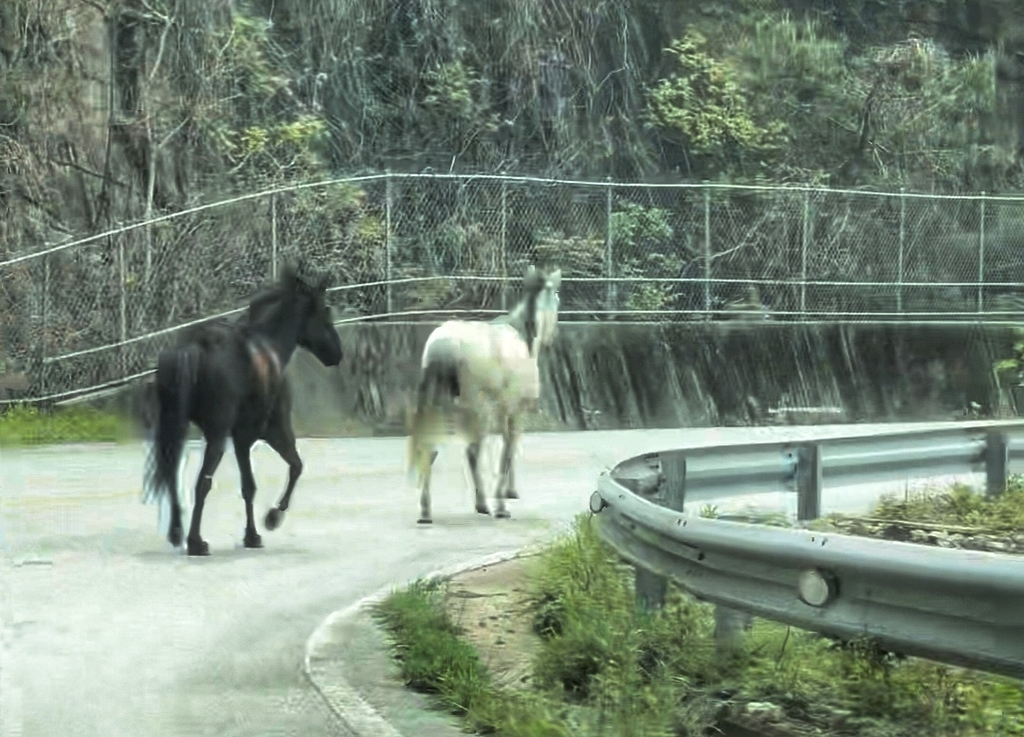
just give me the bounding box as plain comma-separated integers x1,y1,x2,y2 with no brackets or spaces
2,173,1023,404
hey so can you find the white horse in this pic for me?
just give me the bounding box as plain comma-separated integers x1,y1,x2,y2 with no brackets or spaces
407,265,562,523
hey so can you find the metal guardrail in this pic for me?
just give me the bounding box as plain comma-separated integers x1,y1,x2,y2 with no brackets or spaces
588,420,1024,680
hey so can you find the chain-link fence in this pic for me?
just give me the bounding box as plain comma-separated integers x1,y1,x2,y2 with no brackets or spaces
2,174,1023,404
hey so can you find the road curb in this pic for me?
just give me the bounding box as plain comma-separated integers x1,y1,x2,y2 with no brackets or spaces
303,547,531,737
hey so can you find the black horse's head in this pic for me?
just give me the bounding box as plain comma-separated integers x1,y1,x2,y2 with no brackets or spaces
278,263,343,367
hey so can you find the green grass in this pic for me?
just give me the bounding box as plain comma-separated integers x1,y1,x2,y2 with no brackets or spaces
864,474,1024,533
0,403,134,446
378,502,1024,737
372,578,575,736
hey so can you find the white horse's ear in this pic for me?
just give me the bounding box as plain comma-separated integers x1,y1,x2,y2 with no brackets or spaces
550,269,562,288
525,264,538,279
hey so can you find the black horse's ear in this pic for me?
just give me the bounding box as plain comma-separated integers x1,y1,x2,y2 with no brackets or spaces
316,269,333,292
279,262,299,287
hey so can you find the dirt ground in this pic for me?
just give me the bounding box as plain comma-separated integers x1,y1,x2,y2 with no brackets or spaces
442,554,545,691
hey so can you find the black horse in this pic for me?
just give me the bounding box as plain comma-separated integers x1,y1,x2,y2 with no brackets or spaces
143,264,342,556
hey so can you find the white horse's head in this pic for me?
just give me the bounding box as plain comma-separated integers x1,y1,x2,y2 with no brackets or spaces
528,266,562,346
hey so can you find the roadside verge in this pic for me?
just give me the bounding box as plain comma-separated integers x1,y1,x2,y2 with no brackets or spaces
303,549,529,737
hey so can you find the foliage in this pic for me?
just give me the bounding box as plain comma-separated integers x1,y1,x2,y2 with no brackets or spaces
0,404,133,445
527,516,718,736
993,330,1024,386
4,0,1024,399
610,202,680,311
868,475,1024,533
728,12,854,183
373,579,575,736
380,507,1024,737
648,29,785,176
721,12,1007,188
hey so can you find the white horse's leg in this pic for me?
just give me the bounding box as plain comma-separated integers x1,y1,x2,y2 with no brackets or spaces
418,447,438,524
463,410,490,516
504,412,520,500
494,413,518,519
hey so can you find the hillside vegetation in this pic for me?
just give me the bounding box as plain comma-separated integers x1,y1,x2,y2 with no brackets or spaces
2,0,1024,391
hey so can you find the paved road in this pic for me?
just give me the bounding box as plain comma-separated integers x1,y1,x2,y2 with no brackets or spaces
0,423,981,737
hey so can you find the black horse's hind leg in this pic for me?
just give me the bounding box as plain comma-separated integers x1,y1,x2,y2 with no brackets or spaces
233,436,263,549
187,436,227,556
167,486,184,548
262,419,302,531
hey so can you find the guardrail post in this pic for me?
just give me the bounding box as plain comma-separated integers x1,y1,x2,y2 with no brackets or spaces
634,453,685,612
985,431,1008,497
796,442,822,522
714,606,753,657
662,454,686,512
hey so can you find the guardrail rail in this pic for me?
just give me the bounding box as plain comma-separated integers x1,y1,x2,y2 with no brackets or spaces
589,420,1024,680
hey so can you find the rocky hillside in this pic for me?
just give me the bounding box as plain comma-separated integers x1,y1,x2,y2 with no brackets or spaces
2,0,1024,397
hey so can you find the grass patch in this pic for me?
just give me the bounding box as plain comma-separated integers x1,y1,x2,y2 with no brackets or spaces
373,578,575,736
0,403,134,446
866,474,1024,533
378,498,1024,736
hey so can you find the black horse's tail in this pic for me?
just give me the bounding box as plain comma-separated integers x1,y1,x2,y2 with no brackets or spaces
407,352,460,477
143,346,199,506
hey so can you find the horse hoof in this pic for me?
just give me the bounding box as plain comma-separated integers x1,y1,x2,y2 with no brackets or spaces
264,507,283,531
495,510,511,519
417,518,433,525
476,505,491,516
506,489,520,500
187,538,210,556
168,526,183,548
244,532,264,549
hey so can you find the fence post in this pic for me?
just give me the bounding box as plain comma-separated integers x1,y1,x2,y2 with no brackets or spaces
796,442,822,522
634,453,685,611
500,172,508,311
703,181,711,318
39,254,50,398
118,234,127,377
270,192,278,280
605,176,615,313
385,170,394,315
800,189,810,319
977,191,986,314
897,188,905,313
985,430,1008,498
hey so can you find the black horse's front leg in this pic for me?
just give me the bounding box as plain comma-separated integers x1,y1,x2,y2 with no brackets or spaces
187,436,227,556
233,434,263,549
262,417,303,532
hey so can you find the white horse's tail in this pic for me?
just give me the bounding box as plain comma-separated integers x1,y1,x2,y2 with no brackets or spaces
407,354,460,478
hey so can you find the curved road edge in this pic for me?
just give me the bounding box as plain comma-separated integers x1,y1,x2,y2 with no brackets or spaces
303,548,529,737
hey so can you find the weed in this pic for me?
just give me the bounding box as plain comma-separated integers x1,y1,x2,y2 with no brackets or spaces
373,578,573,736
871,476,1024,532
379,493,1024,737
0,403,133,446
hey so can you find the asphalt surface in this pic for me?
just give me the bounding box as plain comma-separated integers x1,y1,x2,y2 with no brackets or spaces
0,423,983,737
